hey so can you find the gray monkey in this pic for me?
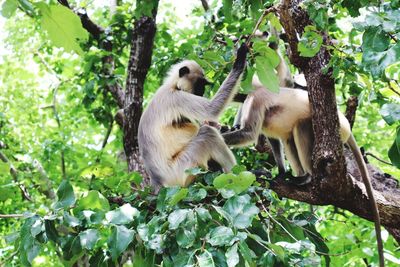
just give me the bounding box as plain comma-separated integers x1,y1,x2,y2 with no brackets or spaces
138,44,248,187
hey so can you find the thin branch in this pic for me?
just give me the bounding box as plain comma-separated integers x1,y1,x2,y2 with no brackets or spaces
0,214,24,218
96,119,114,163
365,152,393,166
387,81,400,97
0,151,33,202
246,6,278,46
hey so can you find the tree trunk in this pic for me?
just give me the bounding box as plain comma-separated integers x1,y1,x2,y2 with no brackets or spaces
123,11,158,186
274,0,400,240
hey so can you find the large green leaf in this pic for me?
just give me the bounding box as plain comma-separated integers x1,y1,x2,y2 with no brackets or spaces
75,190,110,213
79,229,99,250
362,43,400,78
362,26,390,52
388,127,400,168
54,180,75,209
298,26,323,57
105,203,139,225
36,3,89,54
213,171,255,195
168,209,191,230
1,0,18,18
223,195,259,229
207,226,235,247
19,217,41,266
380,103,400,125
107,225,134,261
255,56,280,93
225,243,239,267
197,250,215,267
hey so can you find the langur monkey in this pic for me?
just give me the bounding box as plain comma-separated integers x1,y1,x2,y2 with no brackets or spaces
138,44,248,187
224,50,385,267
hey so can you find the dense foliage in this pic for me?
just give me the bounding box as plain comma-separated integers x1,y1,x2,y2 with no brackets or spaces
0,0,400,266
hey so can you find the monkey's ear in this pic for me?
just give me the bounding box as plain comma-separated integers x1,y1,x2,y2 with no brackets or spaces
179,66,190,77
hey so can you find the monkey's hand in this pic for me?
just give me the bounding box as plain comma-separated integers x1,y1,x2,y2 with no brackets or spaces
203,120,221,130
233,43,249,70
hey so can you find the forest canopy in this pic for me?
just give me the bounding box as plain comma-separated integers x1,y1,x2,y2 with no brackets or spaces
0,0,400,266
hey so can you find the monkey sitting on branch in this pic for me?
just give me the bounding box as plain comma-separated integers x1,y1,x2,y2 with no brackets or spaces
138,43,248,188
223,41,384,266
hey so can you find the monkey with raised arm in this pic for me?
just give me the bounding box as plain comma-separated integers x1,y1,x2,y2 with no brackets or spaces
138,43,248,187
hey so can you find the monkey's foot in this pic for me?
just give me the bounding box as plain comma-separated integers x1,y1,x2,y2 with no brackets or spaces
287,174,312,186
274,171,312,186
251,169,272,179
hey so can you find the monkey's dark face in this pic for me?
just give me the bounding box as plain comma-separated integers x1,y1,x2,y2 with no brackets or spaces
178,65,211,96
193,77,212,96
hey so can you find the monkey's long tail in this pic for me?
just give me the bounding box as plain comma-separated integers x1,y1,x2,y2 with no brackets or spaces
347,134,384,267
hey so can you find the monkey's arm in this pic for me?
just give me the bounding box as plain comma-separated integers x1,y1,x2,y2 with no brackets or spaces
174,44,248,121
207,43,248,117
222,100,263,146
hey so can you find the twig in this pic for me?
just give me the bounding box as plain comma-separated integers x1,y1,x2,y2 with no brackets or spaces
0,214,24,218
365,152,393,166
0,151,32,202
387,81,400,97
246,6,278,46
96,119,114,163
200,0,209,11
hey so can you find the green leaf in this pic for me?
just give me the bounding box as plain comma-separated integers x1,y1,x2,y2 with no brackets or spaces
207,226,235,247
36,3,89,54
79,229,99,250
255,56,280,93
197,250,215,267
362,43,400,78
176,227,196,248
362,26,390,52
75,190,110,213
223,0,232,21
1,0,18,18
213,171,255,195
238,241,256,265
225,243,239,267
169,188,188,206
380,103,400,125
168,209,190,230
105,203,139,225
223,195,259,229
298,26,323,57
54,180,75,209
63,212,81,227
107,225,134,261
130,171,143,186
19,217,41,266
342,0,361,17
44,220,59,243
196,207,212,221
389,127,400,168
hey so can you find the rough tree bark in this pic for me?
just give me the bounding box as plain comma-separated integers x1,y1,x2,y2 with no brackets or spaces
123,5,158,185
267,0,400,243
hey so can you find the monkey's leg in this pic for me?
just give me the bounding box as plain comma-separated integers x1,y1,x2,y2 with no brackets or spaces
232,105,243,130
282,137,305,176
173,125,236,186
293,119,314,175
267,138,286,174
282,136,312,185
